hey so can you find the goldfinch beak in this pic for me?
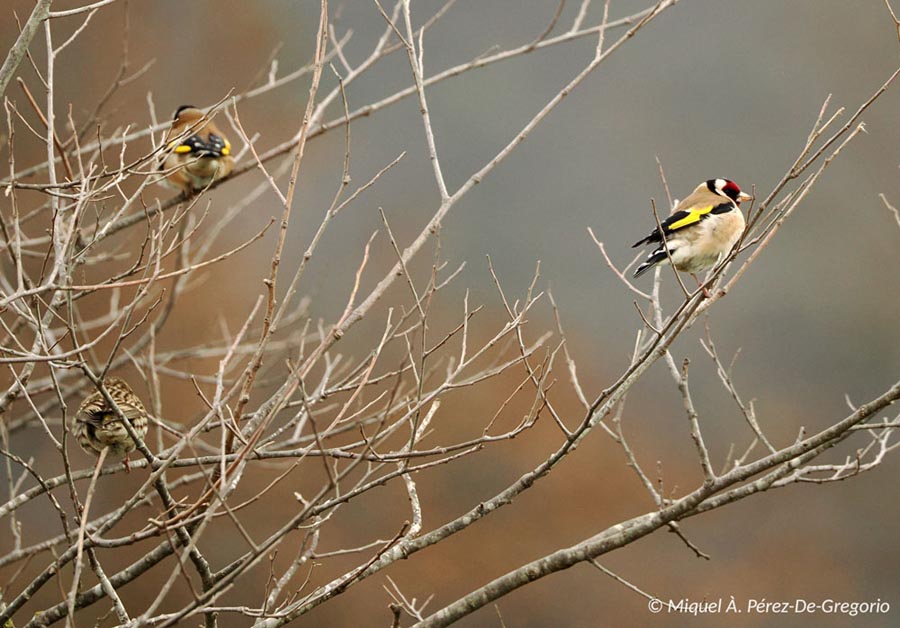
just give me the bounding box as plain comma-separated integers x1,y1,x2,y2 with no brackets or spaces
737,192,753,203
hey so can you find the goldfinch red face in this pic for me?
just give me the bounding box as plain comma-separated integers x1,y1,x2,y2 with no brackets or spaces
709,178,753,205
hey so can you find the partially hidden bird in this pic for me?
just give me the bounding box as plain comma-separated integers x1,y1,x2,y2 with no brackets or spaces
161,105,234,192
72,377,148,472
632,178,751,288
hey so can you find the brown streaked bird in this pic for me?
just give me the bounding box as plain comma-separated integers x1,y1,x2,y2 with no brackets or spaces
161,105,234,192
632,178,752,291
72,377,148,472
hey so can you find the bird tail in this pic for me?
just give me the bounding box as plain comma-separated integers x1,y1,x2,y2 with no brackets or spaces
196,143,226,158
633,248,669,278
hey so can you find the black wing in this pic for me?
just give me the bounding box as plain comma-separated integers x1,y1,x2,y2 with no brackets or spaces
632,202,734,247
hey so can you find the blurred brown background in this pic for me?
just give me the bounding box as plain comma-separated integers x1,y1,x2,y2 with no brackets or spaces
2,0,899,626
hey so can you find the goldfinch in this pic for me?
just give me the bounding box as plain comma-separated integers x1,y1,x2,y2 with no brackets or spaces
72,377,148,472
161,105,234,192
632,178,751,282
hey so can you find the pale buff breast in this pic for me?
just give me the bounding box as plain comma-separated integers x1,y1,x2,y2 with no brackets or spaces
671,210,745,273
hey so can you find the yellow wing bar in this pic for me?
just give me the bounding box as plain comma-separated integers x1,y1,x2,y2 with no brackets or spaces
666,205,714,231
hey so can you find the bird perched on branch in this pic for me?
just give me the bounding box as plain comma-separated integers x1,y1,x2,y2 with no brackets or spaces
632,178,751,290
72,377,148,472
161,105,234,192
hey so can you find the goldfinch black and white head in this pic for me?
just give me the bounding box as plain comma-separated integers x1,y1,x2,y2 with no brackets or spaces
632,178,752,280
161,105,234,192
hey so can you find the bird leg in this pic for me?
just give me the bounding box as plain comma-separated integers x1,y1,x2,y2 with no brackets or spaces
124,456,131,473
691,273,712,299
